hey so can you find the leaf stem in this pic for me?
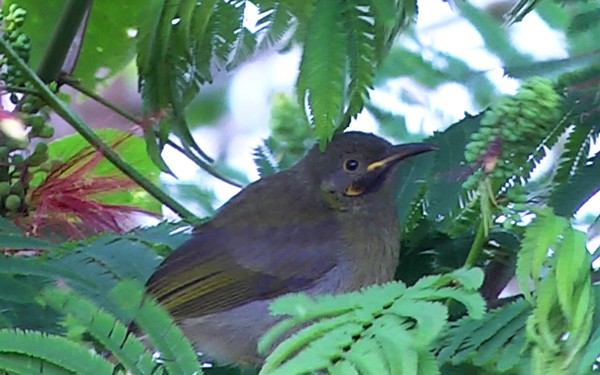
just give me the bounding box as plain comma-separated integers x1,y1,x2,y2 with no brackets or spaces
35,0,92,82
0,38,199,223
464,220,486,267
66,81,244,188
0,85,40,96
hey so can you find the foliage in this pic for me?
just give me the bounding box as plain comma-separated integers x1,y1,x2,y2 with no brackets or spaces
259,268,485,375
0,0,599,375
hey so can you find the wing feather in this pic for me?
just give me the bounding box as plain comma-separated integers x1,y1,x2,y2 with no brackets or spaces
147,220,342,318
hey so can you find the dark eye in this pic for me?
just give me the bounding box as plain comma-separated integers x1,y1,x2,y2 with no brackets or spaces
344,159,360,172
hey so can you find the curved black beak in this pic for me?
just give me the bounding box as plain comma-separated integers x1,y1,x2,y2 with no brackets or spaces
367,143,437,171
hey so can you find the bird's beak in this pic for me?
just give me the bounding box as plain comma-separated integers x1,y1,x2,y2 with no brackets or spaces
367,143,437,171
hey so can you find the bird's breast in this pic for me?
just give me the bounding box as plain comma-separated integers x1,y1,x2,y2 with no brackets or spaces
319,207,401,293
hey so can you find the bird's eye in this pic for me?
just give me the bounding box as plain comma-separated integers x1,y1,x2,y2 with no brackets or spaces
343,159,360,172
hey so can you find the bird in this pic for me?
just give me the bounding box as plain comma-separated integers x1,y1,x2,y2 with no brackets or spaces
146,131,435,366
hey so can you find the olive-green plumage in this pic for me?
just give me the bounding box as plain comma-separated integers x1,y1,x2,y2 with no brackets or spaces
146,131,434,365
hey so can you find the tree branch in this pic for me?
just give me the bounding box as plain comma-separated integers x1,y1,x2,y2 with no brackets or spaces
0,38,199,223
35,0,92,83
65,80,244,188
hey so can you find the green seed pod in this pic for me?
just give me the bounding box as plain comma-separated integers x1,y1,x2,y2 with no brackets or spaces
15,33,29,46
11,154,24,167
27,152,48,167
34,142,48,154
38,125,55,138
5,138,28,151
4,194,22,212
520,107,540,121
502,220,514,230
10,181,24,196
481,128,499,142
516,88,538,102
480,111,499,127
497,100,519,117
27,115,46,130
20,102,34,114
0,182,10,197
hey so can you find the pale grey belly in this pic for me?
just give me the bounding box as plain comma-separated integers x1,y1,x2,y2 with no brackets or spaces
178,260,398,366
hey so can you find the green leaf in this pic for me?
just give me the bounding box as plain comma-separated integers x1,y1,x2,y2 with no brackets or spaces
555,228,588,323
109,280,201,375
42,286,158,375
253,139,279,178
0,217,22,234
0,275,39,303
0,234,53,250
576,284,600,374
437,298,530,373
5,0,145,87
297,0,347,146
0,352,70,375
0,329,114,374
552,152,600,217
227,27,257,70
516,208,568,301
261,268,484,374
340,0,376,128
425,114,482,222
255,1,294,50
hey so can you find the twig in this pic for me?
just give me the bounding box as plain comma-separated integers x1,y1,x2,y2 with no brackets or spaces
66,81,245,188
464,219,487,267
0,38,199,223
36,0,92,83
0,85,40,96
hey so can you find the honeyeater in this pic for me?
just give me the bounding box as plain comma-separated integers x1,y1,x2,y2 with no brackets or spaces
146,131,435,366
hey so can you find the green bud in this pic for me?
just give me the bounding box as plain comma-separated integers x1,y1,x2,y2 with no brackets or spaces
10,181,24,196
4,194,22,212
34,142,48,154
0,182,10,196
28,115,46,130
502,220,514,230
517,88,537,102
37,125,55,138
21,102,34,113
11,154,24,166
27,152,48,167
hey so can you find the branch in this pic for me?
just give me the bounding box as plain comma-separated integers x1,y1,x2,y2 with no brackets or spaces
464,220,486,267
65,81,244,188
35,0,92,83
0,38,199,223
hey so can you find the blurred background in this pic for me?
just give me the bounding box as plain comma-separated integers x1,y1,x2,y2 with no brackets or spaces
37,0,599,233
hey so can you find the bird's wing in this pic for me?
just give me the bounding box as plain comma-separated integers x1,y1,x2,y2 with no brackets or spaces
146,219,342,319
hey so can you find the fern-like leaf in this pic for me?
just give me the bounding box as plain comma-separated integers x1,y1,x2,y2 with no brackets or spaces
0,329,114,374
41,287,158,375
255,1,294,50
0,352,69,375
109,280,201,375
340,0,376,129
436,298,531,373
515,207,569,301
259,268,485,374
253,139,280,178
296,0,347,146
552,151,600,217
554,124,595,186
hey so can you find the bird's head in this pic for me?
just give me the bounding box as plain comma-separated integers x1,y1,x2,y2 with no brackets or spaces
301,132,435,210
